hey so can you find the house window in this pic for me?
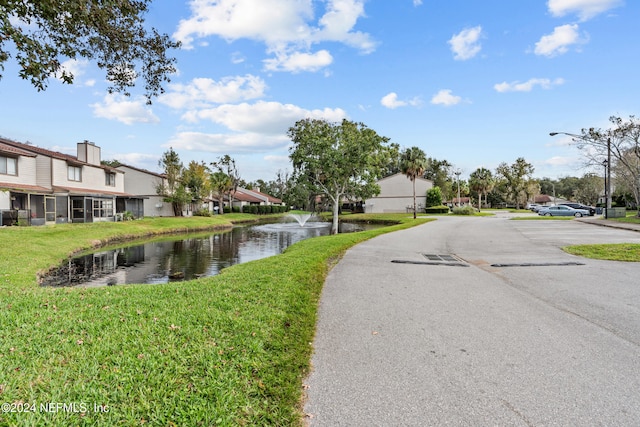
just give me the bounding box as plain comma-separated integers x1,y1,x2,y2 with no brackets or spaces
105,172,116,186
68,165,82,182
93,199,113,218
0,156,17,175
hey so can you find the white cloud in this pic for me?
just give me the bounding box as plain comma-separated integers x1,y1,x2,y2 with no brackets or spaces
380,92,421,109
91,94,160,125
448,26,483,60
181,100,347,135
57,59,95,87
158,75,267,109
546,135,575,147
413,0,423,5
110,152,160,170
534,24,588,57
167,131,290,153
58,59,88,79
231,51,246,64
547,0,623,21
314,0,376,53
263,50,333,73
494,78,565,93
173,0,375,73
542,155,580,166
430,89,462,106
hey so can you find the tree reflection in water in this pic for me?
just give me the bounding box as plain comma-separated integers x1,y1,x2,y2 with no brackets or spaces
41,221,380,287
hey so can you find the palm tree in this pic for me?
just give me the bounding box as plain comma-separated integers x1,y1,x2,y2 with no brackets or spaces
401,147,428,219
210,171,233,214
469,167,494,211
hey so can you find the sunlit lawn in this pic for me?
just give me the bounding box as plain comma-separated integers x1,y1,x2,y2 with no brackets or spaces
0,214,432,426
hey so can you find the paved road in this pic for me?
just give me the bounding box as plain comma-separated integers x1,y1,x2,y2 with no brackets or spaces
304,214,640,426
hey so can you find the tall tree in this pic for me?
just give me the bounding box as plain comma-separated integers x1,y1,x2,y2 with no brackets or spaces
401,146,427,219
381,142,402,177
469,167,494,210
182,161,211,208
288,118,390,234
156,148,188,216
495,158,534,209
211,155,241,211
574,173,603,206
575,116,640,214
209,171,233,214
0,0,180,100
424,158,454,200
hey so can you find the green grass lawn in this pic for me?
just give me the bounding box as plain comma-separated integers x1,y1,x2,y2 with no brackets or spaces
561,210,640,261
564,243,640,262
610,212,640,224
0,214,432,426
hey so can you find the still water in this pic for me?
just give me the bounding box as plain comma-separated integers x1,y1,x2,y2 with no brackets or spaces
41,221,382,287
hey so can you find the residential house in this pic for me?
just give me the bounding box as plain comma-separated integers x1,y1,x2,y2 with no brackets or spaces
229,187,284,212
0,137,143,226
116,164,174,217
449,197,471,207
364,173,433,213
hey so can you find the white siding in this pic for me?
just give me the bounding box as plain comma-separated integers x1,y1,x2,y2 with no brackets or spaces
364,173,432,213
117,165,174,217
52,158,125,193
0,190,10,210
34,155,51,188
2,156,38,186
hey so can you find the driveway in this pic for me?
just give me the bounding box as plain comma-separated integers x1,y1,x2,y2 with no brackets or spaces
304,215,640,426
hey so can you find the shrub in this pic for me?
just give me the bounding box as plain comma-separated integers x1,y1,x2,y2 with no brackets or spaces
426,187,443,207
193,209,212,217
452,206,476,215
425,205,450,214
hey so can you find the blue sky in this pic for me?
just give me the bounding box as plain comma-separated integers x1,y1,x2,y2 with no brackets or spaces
1,0,637,182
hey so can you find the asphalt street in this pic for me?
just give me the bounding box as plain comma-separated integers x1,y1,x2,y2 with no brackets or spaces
304,213,640,426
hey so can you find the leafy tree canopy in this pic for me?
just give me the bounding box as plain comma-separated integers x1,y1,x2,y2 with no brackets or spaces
288,118,389,234
0,0,180,101
426,187,442,207
495,157,534,209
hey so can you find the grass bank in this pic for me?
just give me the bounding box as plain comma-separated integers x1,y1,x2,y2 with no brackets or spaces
0,214,432,426
564,243,640,262
0,214,267,288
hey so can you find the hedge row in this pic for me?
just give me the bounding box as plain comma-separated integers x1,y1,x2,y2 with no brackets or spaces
425,205,450,214
241,205,290,214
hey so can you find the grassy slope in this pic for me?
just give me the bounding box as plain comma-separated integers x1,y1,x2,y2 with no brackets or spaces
0,214,432,426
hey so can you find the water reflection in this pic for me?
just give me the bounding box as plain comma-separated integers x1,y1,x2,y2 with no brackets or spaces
41,221,381,287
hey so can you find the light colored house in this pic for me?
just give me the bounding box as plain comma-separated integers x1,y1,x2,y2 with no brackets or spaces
116,164,174,217
0,137,143,225
228,187,284,212
364,173,433,213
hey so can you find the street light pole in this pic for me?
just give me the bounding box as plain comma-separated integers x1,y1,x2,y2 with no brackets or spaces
606,137,611,217
602,159,608,217
455,169,461,206
549,131,612,218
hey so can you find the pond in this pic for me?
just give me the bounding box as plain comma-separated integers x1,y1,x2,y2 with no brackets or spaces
41,220,384,287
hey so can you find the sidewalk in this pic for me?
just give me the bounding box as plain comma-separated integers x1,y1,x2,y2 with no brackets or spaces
576,215,640,232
